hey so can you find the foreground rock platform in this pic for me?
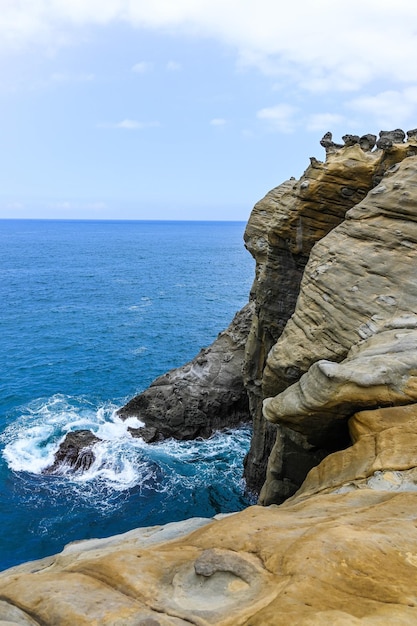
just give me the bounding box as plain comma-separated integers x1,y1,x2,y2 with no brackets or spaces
2,404,417,624
1,463,417,623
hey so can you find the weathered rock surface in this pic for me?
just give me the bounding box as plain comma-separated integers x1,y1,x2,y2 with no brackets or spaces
262,153,417,398
263,328,417,445
243,129,417,497
296,403,417,499
260,145,417,503
2,418,417,624
118,304,253,440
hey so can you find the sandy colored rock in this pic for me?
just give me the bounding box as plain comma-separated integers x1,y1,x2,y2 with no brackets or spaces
294,403,417,499
263,328,417,445
259,149,417,501
1,486,417,624
263,155,417,398
243,132,417,495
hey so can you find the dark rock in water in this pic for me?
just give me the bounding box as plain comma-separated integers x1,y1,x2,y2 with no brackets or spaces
43,430,102,475
118,303,254,440
128,426,159,443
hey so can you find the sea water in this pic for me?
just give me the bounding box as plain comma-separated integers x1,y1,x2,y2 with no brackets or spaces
0,219,255,571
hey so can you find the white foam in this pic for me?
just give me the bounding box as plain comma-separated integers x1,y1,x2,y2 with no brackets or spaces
3,426,58,473
1,394,251,498
132,346,148,355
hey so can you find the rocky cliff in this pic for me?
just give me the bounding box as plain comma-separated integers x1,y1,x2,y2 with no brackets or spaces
3,130,417,623
118,303,253,441
244,129,417,501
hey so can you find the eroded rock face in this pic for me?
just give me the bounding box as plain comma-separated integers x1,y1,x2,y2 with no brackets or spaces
262,155,417,398
263,328,417,446
295,403,417,499
2,462,417,624
118,304,254,440
243,129,417,497
260,149,417,503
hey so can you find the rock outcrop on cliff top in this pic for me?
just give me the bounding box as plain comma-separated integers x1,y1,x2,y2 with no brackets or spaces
3,130,417,623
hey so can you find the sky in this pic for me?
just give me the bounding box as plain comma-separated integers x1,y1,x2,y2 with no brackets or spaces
1,1,417,221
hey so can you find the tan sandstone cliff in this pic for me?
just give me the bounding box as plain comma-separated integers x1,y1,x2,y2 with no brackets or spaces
244,129,417,501
2,131,417,624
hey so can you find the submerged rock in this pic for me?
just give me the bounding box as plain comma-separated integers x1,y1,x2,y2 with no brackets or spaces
127,425,159,443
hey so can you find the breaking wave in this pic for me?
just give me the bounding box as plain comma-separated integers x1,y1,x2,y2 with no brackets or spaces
1,394,252,513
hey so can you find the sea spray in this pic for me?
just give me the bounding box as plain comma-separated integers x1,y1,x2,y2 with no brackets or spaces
0,394,253,569
0,220,254,570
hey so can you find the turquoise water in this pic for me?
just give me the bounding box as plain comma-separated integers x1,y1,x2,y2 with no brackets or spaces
0,219,254,570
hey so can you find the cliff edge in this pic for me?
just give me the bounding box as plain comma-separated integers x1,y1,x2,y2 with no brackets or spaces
3,130,417,623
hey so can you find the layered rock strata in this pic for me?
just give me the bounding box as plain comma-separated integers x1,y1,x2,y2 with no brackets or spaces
245,129,417,500
260,139,417,504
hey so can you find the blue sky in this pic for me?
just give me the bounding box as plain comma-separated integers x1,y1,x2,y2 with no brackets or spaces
1,0,417,220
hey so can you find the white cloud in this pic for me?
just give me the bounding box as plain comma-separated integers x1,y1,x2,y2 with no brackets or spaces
48,200,107,210
116,119,143,129
166,60,182,71
347,87,417,129
132,61,153,74
97,119,160,130
3,1,417,95
50,72,94,83
306,113,346,132
6,201,24,211
210,118,226,126
257,104,299,133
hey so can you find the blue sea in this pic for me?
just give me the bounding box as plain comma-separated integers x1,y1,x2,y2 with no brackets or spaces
0,219,255,571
